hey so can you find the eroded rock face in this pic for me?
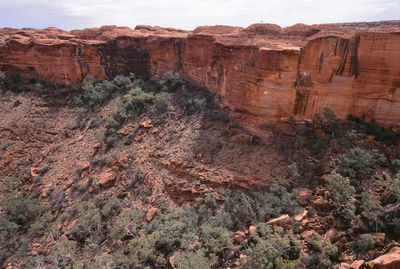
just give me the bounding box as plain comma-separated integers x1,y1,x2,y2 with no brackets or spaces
367,246,400,269
1,21,399,125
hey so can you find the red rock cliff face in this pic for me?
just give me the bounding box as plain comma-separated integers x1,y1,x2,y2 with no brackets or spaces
0,22,399,126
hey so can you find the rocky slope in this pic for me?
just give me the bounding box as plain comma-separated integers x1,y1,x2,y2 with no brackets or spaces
0,21,399,126
0,71,399,268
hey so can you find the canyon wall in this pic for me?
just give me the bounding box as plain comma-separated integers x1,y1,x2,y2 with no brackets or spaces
0,22,399,126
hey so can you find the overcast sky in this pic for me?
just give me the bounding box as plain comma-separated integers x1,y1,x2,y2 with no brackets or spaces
0,0,399,30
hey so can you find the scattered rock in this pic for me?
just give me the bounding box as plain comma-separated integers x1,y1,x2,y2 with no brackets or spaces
97,169,117,187
316,161,330,176
76,160,90,170
367,246,400,269
30,167,40,177
267,214,293,229
370,233,386,247
350,260,365,269
92,142,101,156
324,228,342,243
249,225,257,234
117,123,134,136
233,231,247,244
339,253,353,264
297,188,312,205
140,119,153,128
313,196,330,212
301,230,317,241
169,254,176,269
294,209,308,221
340,263,350,269
380,189,397,205
146,207,158,221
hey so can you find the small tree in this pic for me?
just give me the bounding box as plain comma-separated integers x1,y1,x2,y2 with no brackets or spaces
339,147,386,180
246,224,302,269
324,174,356,220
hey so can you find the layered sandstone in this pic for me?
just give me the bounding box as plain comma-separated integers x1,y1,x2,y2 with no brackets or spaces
0,21,399,125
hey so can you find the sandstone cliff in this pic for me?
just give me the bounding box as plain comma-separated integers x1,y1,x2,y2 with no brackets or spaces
0,21,399,125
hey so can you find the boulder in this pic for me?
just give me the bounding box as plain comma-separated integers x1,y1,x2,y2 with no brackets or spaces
300,230,317,241
324,228,342,243
146,207,158,221
76,160,90,170
313,196,330,212
294,209,308,221
97,169,117,187
233,231,247,244
340,263,350,269
249,225,257,234
267,214,293,229
370,233,386,247
350,260,365,269
367,247,400,269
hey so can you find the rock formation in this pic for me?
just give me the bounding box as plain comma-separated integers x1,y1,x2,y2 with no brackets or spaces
0,21,399,125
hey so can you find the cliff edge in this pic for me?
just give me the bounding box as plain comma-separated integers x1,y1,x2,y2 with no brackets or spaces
1,21,399,125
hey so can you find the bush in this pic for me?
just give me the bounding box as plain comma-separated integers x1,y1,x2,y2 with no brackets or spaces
175,249,211,269
158,71,185,92
126,231,166,268
2,194,45,227
307,234,338,268
201,224,234,263
220,191,255,230
101,198,121,220
4,176,20,191
28,213,52,236
46,240,77,268
147,210,188,252
152,92,171,113
360,191,383,232
366,120,399,145
0,214,20,264
110,208,145,242
246,224,301,269
339,147,386,180
392,159,400,172
324,174,356,220
67,202,104,245
349,234,375,254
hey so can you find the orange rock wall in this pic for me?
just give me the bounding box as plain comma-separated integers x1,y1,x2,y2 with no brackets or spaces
0,24,399,126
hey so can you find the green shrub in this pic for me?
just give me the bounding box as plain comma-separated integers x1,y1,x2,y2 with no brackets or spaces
307,234,338,268
0,71,6,88
246,224,301,269
175,249,211,269
45,240,77,268
339,147,386,180
194,193,218,225
0,214,20,264
158,71,185,92
2,194,45,226
127,231,166,268
349,234,375,254
392,159,400,172
324,174,356,220
67,202,104,245
366,120,399,145
101,198,121,220
152,92,171,113
4,176,20,190
200,224,234,261
220,191,255,230
28,213,52,236
360,191,383,232
147,210,187,252
110,208,145,241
